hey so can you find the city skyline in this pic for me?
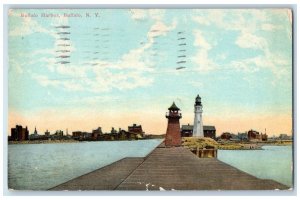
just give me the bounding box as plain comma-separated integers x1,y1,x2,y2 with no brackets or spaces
8,9,292,135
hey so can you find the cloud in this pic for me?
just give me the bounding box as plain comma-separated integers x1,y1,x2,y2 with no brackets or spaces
56,64,88,77
129,9,165,21
191,9,291,81
193,30,212,50
188,80,204,88
191,30,218,72
29,45,154,93
8,59,23,74
9,10,69,39
32,73,60,87
261,23,282,31
192,16,210,26
148,9,165,21
148,20,177,38
235,31,268,50
9,9,177,93
230,53,290,82
9,16,50,37
129,9,147,20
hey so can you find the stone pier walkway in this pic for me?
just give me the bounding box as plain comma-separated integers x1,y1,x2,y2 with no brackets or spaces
50,146,289,191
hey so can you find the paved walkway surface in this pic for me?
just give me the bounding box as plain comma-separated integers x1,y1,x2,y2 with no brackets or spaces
50,146,289,191
50,157,144,190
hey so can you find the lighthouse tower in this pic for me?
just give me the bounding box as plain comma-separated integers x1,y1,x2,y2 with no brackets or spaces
193,95,204,137
165,102,182,147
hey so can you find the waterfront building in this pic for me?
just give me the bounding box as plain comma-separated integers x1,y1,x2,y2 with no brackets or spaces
55,130,64,136
261,133,268,141
165,102,182,147
72,131,82,139
92,127,103,140
181,124,193,137
118,129,129,140
248,130,262,141
29,127,41,140
11,125,29,141
181,124,216,139
247,130,268,141
110,127,117,134
71,131,91,140
220,132,232,140
237,132,248,141
279,134,292,140
229,133,240,141
45,129,50,137
128,124,145,138
100,133,114,141
82,132,92,139
203,126,216,139
50,130,64,140
34,127,38,135
193,95,204,137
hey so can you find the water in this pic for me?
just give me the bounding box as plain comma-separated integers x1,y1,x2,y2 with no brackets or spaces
218,145,293,187
8,139,163,190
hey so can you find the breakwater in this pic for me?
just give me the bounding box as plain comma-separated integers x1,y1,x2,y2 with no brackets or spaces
50,145,289,190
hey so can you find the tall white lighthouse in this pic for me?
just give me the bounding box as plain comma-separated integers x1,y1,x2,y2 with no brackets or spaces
193,94,204,137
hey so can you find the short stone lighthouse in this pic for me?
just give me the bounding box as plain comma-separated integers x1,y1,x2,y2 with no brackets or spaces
193,95,204,137
165,102,182,147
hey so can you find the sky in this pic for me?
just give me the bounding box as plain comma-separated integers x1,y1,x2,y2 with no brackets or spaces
7,9,293,136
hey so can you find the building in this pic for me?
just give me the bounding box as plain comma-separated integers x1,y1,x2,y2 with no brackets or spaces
279,134,292,140
100,133,113,140
203,126,216,139
237,132,248,141
92,127,103,140
261,133,268,141
54,130,64,137
72,131,83,139
45,130,50,137
29,127,41,140
193,95,204,137
50,130,64,140
117,129,129,140
72,131,92,140
229,133,240,141
181,124,216,139
220,132,232,140
248,130,260,141
128,124,145,138
82,132,92,139
181,124,193,137
165,102,182,147
11,125,29,141
247,130,268,141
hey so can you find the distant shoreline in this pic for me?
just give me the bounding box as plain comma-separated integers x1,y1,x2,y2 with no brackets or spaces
8,138,162,145
182,137,293,151
217,141,292,150
8,139,80,145
8,138,293,148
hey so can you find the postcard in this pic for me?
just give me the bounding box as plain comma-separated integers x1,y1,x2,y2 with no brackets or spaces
7,8,293,191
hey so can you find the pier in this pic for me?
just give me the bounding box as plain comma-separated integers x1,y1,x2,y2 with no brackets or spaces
50,144,289,191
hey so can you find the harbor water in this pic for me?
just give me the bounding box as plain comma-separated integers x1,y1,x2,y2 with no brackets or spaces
8,141,293,190
8,139,163,190
218,145,293,187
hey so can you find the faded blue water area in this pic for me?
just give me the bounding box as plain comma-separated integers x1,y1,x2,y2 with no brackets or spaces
218,145,293,187
8,139,163,190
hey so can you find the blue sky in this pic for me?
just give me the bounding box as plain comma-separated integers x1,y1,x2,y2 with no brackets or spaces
8,9,292,135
